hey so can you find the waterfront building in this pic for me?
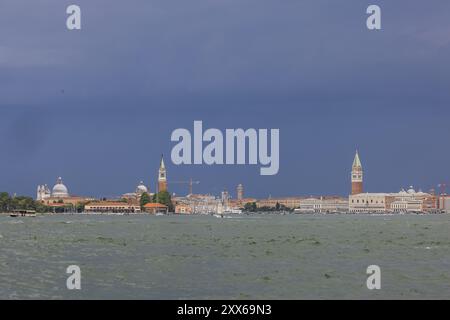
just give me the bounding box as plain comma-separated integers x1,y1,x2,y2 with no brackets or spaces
390,198,422,213
216,189,244,213
351,150,363,195
37,177,69,200
173,194,220,214
295,197,320,213
42,196,96,208
144,202,168,214
237,184,244,201
386,187,422,213
349,186,438,213
387,187,437,213
158,155,167,192
216,202,243,214
37,177,95,208
84,201,141,213
256,197,304,209
295,196,349,213
321,197,349,213
36,184,51,201
221,190,230,207
175,203,193,214
349,193,388,213
229,197,257,208
438,195,450,213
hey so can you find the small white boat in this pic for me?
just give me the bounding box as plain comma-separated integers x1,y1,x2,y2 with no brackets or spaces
221,209,243,214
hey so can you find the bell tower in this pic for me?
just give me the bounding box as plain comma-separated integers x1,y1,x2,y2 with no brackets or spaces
351,150,363,195
158,154,167,192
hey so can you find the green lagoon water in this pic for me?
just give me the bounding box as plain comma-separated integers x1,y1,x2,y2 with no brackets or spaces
0,214,449,299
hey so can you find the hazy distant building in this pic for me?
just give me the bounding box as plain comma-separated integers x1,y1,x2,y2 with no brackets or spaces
175,203,193,214
349,193,387,213
438,195,450,213
122,181,152,204
221,190,230,207
158,155,167,192
37,177,69,200
296,197,349,213
143,202,168,214
52,177,70,198
136,181,148,195
36,184,51,201
351,150,363,195
388,187,437,213
173,194,219,214
257,197,304,209
37,177,95,209
229,197,257,208
349,186,437,213
85,201,141,213
237,184,244,201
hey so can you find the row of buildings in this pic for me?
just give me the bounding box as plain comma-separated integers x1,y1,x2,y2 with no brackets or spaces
347,150,446,214
35,152,450,214
35,156,170,214
256,151,448,214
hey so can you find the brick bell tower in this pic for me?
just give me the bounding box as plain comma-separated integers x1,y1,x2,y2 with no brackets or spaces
351,150,363,195
158,154,167,192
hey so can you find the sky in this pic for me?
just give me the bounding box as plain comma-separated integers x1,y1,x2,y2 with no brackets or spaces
1,0,449,199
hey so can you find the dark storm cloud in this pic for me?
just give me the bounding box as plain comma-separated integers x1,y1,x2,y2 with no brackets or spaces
1,0,449,107
0,1,449,197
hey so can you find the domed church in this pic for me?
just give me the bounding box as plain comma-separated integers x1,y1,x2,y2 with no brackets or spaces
51,177,69,198
122,181,153,203
135,181,148,195
37,177,69,200
36,177,95,209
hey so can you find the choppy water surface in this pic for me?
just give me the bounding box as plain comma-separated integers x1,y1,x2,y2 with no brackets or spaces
0,214,449,299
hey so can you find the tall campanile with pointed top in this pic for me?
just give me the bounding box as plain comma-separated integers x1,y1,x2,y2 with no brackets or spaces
158,154,167,192
351,150,363,195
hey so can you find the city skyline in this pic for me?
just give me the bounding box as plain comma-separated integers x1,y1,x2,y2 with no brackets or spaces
5,149,446,200
1,1,449,197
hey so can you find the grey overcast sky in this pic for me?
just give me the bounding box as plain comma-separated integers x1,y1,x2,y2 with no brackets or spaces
1,0,449,198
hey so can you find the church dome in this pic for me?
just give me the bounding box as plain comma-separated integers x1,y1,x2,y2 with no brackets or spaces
136,181,148,194
407,186,416,194
52,177,69,198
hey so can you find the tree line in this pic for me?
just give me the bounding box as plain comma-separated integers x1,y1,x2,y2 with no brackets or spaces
0,192,47,213
243,201,291,212
0,192,85,213
139,190,174,212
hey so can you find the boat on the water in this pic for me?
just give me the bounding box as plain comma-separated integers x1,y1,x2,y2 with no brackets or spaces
9,210,37,217
219,208,243,214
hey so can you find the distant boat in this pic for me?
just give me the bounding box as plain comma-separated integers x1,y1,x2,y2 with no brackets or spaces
10,210,37,217
221,208,243,214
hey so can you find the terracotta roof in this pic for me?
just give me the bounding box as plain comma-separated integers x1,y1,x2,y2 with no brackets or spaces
144,203,167,208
